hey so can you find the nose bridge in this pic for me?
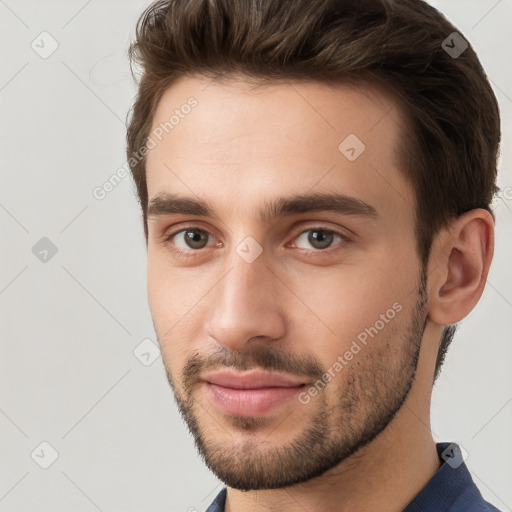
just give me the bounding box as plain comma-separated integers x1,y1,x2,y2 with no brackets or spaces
204,244,286,350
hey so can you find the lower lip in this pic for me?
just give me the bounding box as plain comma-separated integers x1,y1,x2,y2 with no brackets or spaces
204,382,305,416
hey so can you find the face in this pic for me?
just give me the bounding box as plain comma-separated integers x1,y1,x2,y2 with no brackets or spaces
145,76,429,490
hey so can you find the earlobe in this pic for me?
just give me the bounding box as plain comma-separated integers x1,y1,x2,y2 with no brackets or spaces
428,209,494,326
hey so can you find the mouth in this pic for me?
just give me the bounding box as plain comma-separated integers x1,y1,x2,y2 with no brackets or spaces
203,382,306,417
201,369,308,388
201,369,308,417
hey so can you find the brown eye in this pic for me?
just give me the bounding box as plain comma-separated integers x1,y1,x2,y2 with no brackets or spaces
165,228,212,250
294,229,345,250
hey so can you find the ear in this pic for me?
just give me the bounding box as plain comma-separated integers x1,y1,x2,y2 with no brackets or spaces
427,209,494,325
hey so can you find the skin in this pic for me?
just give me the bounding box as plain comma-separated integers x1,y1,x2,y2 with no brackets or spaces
144,75,494,512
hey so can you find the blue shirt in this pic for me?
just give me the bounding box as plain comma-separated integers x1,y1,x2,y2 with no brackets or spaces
205,442,501,511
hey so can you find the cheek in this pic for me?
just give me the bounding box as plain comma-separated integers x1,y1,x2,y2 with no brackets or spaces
147,259,183,358
147,252,195,329
147,257,211,372
289,251,418,361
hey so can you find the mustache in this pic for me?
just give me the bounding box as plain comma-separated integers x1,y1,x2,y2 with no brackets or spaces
180,344,325,390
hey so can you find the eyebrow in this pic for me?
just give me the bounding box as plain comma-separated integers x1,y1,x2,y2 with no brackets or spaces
147,191,379,222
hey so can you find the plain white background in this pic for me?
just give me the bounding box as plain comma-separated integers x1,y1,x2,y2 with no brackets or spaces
0,1,510,511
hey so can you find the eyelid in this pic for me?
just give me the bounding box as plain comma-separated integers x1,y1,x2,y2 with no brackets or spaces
288,222,352,242
163,220,217,241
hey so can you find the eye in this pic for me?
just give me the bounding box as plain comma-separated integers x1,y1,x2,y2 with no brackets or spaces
164,227,215,251
162,225,350,259
292,228,347,251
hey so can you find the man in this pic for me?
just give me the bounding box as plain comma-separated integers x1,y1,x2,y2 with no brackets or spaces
126,0,502,510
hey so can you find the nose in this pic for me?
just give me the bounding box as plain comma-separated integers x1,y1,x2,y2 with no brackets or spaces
203,247,287,351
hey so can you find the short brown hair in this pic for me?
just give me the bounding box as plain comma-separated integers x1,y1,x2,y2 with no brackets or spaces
126,0,501,380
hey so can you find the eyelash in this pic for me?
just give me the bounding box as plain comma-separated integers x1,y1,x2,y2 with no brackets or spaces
162,225,351,259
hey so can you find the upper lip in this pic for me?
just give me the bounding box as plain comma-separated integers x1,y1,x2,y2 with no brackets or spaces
202,370,307,389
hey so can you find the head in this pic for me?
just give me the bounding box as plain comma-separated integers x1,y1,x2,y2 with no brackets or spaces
126,0,499,491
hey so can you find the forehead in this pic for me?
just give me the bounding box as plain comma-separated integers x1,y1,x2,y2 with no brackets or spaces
145,75,413,224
